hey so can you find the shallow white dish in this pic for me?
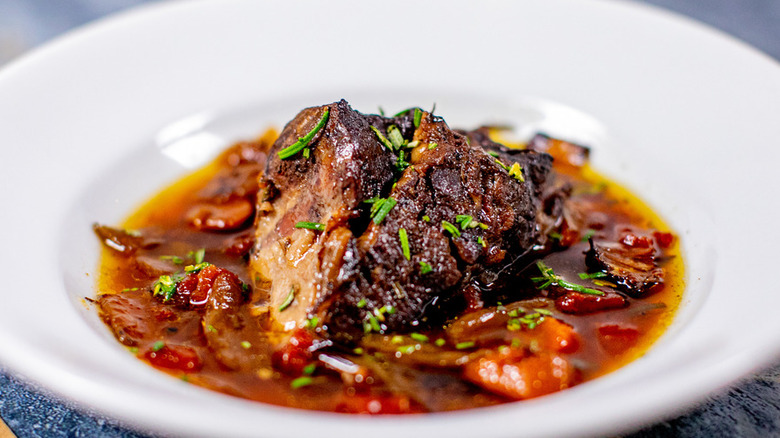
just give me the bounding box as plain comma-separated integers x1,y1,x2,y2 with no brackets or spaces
1,0,780,436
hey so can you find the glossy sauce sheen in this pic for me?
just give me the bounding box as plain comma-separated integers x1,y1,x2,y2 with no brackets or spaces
95,130,683,413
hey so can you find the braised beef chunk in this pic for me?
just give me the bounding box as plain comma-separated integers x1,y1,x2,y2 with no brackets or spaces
586,231,666,297
251,100,397,328
250,101,559,339
186,135,273,232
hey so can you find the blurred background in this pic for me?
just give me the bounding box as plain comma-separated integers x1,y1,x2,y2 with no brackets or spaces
1,0,779,437
1,0,779,66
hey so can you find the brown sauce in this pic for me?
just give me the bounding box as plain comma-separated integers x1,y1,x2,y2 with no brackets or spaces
94,128,683,413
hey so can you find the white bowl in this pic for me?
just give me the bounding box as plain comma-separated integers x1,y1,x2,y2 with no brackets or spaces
1,0,780,437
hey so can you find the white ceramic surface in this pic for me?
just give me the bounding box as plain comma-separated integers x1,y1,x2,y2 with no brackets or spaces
1,0,779,437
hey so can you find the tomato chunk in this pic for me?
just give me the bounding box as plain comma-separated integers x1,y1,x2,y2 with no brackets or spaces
335,394,423,414
272,328,315,375
463,348,577,400
144,344,202,372
597,324,640,355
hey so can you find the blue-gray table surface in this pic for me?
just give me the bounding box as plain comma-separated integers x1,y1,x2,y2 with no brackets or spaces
1,0,779,436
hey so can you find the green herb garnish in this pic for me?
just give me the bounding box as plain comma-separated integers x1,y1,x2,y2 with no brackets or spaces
302,363,316,375
184,262,211,273
290,376,314,389
370,197,396,224
152,275,177,302
413,108,422,128
278,108,330,159
188,248,206,264
370,125,394,151
160,255,183,264
508,162,525,182
427,142,438,150
278,287,295,311
419,261,433,275
532,260,605,296
578,271,607,280
397,345,417,355
399,228,411,260
295,221,325,232
240,341,252,349
357,298,367,308
387,125,405,150
152,341,165,352
441,220,461,238
581,229,596,242
410,333,429,343
455,341,475,350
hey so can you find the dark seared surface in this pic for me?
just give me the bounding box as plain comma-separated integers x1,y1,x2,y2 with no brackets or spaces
311,108,556,337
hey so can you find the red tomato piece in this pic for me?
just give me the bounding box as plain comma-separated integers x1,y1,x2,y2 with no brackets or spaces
144,344,202,372
597,324,640,355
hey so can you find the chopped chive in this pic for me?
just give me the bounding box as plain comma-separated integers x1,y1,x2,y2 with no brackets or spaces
532,260,605,296
391,335,404,344
387,125,405,150
581,229,596,242
184,262,211,274
378,106,385,116
302,147,310,159
578,271,607,280
190,248,206,264
295,221,325,231
152,275,178,302
393,108,411,117
353,347,364,355
427,142,438,150
399,228,411,260
290,376,314,389
487,151,499,157
357,298,367,308
410,333,429,343
419,261,433,275
278,288,295,311
413,108,422,128
508,162,525,182
477,236,486,248
395,149,410,172
368,314,381,332
494,158,510,171
160,255,183,264
441,220,461,238
207,324,217,333
380,305,396,314
307,316,319,329
278,108,330,159
302,363,316,375
240,341,252,349
397,345,417,354
372,197,396,224
370,125,394,151
152,341,165,352
435,338,446,347
534,308,553,316
455,341,475,350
